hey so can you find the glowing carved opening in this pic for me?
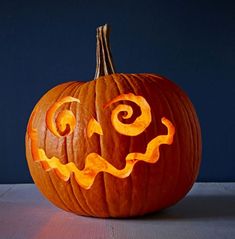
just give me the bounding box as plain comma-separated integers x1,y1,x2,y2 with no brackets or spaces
104,93,151,136
28,95,175,190
46,96,80,137
87,117,103,138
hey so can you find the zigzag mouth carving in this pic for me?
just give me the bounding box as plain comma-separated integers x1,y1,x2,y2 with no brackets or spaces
27,94,175,189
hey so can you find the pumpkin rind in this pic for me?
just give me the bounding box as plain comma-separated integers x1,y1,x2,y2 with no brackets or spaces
25,73,201,217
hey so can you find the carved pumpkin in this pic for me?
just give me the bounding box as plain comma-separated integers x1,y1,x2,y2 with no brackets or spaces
25,24,201,218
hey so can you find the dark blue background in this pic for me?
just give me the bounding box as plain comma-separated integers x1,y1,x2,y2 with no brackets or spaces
0,0,234,183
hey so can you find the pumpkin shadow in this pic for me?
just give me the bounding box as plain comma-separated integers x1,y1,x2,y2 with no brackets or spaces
139,194,235,221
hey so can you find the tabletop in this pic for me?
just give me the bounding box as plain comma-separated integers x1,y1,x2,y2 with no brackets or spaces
0,183,234,239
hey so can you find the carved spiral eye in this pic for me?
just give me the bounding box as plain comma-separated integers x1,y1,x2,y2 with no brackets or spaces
46,96,80,137
46,93,151,138
104,93,152,136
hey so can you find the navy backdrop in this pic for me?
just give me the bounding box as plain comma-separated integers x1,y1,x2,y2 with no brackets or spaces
0,0,234,183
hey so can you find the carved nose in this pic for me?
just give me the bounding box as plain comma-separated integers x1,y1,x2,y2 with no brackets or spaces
87,117,103,138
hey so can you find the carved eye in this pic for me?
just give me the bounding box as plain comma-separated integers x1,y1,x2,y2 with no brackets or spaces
104,93,152,136
46,96,80,138
45,93,152,139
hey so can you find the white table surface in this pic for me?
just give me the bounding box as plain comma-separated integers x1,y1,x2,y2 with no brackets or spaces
0,183,234,239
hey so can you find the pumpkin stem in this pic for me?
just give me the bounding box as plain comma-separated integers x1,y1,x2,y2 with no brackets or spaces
94,24,116,79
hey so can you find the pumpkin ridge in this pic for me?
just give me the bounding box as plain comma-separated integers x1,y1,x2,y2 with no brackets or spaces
140,74,167,210
75,81,98,216
158,81,183,208
101,75,128,168
143,74,179,209
176,90,201,181
66,83,83,165
69,177,89,215
68,84,92,216
120,73,145,216
94,77,111,216
47,82,81,212
136,74,160,212
74,82,90,169
112,73,133,216
65,83,90,215
100,74,124,216
175,92,194,184
158,78,196,205
70,82,84,168
167,81,197,191
130,74,155,215
42,82,77,212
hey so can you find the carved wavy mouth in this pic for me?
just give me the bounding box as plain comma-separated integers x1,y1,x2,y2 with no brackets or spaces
27,94,175,189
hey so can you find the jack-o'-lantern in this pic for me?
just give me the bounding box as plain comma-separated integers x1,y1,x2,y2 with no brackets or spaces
25,24,202,218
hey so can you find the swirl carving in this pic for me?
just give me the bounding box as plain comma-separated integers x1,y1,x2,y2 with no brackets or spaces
104,93,152,136
46,96,80,137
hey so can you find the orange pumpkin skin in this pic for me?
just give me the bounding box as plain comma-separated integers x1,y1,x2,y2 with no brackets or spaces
25,73,201,218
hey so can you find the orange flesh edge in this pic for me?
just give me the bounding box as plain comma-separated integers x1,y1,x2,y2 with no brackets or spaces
87,117,103,138
28,95,175,190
